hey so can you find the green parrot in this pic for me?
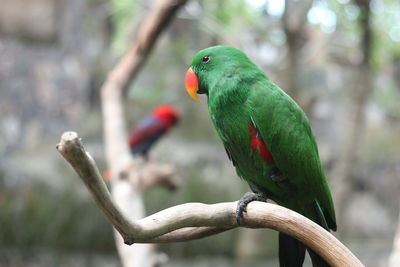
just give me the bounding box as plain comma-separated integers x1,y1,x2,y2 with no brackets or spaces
185,46,336,267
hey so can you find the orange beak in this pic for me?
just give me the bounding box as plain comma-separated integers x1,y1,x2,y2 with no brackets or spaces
185,68,201,103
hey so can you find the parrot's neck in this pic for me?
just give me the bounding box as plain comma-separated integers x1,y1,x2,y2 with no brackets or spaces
208,76,247,108
206,66,267,116
206,78,249,134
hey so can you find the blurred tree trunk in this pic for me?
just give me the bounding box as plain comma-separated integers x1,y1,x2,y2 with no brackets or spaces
389,209,400,267
282,0,313,102
331,0,373,234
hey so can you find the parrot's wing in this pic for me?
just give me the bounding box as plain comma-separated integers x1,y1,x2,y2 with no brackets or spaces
249,84,336,230
129,116,166,148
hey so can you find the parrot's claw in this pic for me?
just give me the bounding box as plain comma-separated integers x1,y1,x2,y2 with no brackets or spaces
236,192,266,225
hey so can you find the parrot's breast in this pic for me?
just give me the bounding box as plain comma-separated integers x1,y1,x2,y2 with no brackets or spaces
206,77,290,201
210,107,286,200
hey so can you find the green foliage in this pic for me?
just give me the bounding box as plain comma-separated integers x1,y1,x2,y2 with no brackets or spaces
328,0,400,67
197,0,262,43
110,0,137,52
371,0,400,66
85,0,137,52
359,129,400,163
0,178,115,252
204,0,259,28
327,0,363,37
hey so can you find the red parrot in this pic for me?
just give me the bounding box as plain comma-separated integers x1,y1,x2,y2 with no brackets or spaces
103,105,179,180
128,104,180,159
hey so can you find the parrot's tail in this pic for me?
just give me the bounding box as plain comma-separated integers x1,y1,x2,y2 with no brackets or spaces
307,247,330,267
279,232,306,267
306,200,332,267
279,200,332,267
278,230,331,267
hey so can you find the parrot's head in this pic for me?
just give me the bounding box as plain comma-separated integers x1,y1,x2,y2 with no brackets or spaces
185,46,251,103
152,105,180,127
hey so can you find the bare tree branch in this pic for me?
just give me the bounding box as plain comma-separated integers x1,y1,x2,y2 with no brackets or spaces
57,131,364,267
106,0,189,92
56,132,137,239
101,0,187,178
100,0,187,265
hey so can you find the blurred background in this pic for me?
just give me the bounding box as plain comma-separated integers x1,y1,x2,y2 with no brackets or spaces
0,0,399,266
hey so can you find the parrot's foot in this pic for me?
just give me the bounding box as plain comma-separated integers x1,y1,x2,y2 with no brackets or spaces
270,167,285,182
236,192,266,225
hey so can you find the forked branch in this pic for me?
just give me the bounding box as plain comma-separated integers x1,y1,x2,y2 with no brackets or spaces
57,131,364,267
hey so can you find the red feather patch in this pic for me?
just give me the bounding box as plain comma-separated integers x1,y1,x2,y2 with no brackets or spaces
248,123,274,164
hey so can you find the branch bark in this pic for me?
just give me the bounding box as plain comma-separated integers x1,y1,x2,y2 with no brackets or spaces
57,131,364,267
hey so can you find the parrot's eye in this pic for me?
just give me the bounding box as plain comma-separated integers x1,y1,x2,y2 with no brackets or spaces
202,56,211,63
